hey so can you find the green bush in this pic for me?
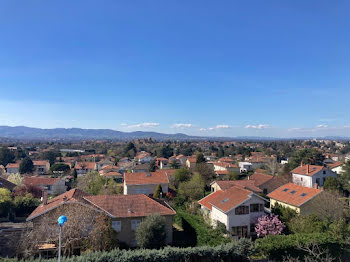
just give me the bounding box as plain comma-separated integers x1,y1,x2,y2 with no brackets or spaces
255,233,341,260
175,210,232,247
3,243,245,262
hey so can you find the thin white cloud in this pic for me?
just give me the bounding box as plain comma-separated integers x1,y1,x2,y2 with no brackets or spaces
171,123,193,128
199,124,231,131
216,125,230,129
245,124,270,129
126,122,160,129
316,124,328,129
120,123,127,126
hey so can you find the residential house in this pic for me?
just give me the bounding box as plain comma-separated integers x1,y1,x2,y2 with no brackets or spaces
210,180,262,194
0,177,16,191
80,154,105,162
156,158,171,169
198,186,268,238
27,189,175,247
97,158,115,171
217,157,236,164
131,163,150,173
100,171,123,183
33,160,50,175
268,183,323,215
124,170,169,195
135,152,153,164
6,162,20,174
327,162,345,175
176,155,187,166
247,172,289,195
84,194,175,247
75,162,97,176
291,164,337,188
213,162,240,173
186,156,197,169
23,176,67,195
238,162,253,173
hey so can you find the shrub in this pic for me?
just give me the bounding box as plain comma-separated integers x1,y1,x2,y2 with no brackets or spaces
3,243,244,262
135,213,167,249
255,233,341,260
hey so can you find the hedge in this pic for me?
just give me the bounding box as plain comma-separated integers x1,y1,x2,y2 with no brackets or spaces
2,244,246,262
255,233,342,260
174,210,232,247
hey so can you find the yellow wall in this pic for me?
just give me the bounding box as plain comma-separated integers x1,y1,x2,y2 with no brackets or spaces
270,199,300,214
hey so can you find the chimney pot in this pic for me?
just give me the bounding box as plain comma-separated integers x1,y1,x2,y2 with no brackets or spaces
42,191,48,205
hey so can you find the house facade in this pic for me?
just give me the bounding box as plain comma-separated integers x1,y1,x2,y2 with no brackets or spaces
199,186,267,238
268,183,323,215
6,162,20,174
27,189,176,248
124,171,169,195
75,162,97,176
291,164,337,188
23,176,67,195
33,160,50,175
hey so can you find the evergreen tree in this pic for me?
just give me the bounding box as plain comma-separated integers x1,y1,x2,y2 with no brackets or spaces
19,157,34,174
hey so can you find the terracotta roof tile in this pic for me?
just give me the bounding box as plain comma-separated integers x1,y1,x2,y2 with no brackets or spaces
75,162,96,170
201,186,253,213
124,171,169,185
83,194,175,218
33,160,50,166
23,176,60,186
267,183,322,207
198,190,225,210
248,173,273,186
27,189,90,220
291,165,325,177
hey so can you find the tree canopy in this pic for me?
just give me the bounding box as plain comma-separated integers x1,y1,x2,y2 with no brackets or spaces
135,213,167,249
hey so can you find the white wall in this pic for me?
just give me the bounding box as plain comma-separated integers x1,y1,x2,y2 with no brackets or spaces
293,169,337,188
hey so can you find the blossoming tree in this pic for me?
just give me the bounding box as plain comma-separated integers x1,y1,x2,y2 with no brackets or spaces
255,214,285,237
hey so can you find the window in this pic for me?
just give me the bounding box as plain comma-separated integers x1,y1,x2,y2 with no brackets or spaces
263,188,267,195
290,190,296,194
301,177,303,181
250,204,264,213
282,188,289,192
131,219,141,231
231,226,248,237
323,170,326,174
112,221,121,232
300,193,307,197
316,178,320,185
235,206,249,215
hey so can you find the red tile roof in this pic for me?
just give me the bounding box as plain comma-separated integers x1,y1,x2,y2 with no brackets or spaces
23,176,60,187
198,190,225,211
215,170,229,175
291,165,325,176
200,186,253,213
328,162,344,169
6,162,20,168
33,160,49,166
187,156,197,163
267,183,322,207
218,157,235,163
101,171,122,177
27,189,90,220
75,162,96,170
247,173,273,186
83,194,176,218
124,171,169,185
214,180,262,193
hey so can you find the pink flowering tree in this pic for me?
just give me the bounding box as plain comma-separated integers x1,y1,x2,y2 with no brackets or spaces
255,214,285,237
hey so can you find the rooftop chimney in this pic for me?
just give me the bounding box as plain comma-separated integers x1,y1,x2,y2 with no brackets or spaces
307,164,310,174
42,191,48,205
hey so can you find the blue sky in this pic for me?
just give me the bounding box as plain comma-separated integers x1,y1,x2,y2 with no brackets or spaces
0,1,350,137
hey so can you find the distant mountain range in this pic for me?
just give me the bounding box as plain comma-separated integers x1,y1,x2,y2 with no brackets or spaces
0,126,349,141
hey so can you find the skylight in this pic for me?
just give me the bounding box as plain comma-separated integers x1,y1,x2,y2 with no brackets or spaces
222,198,229,203
282,188,289,192
300,193,307,197
290,190,296,194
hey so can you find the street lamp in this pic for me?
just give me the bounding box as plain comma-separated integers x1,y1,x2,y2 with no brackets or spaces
57,215,67,262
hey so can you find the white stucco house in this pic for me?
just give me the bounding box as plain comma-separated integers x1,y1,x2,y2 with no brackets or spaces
239,162,253,173
327,162,345,175
291,164,337,188
124,170,169,195
198,186,268,238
